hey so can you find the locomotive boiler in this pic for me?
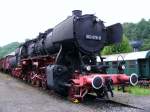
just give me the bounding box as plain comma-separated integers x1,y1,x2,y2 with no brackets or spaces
9,10,138,102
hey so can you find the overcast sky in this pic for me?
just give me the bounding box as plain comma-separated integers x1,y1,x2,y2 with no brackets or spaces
0,0,150,46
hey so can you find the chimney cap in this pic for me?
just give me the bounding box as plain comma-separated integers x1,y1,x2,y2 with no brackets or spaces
72,10,82,16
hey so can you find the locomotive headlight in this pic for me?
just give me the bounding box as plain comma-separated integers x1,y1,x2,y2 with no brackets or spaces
121,65,125,70
86,65,91,71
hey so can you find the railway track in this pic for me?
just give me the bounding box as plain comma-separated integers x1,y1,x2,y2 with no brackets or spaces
83,94,144,111
96,98,144,110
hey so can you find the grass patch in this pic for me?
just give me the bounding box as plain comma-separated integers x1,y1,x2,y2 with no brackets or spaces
114,86,150,96
126,86,150,96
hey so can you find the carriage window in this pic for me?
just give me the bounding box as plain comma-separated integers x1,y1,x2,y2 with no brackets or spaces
128,60,136,68
105,62,109,65
112,61,117,68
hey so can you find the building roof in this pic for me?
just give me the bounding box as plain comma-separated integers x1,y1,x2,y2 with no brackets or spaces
103,50,150,61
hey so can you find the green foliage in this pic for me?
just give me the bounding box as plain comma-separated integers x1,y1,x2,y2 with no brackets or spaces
102,18,150,55
126,86,150,96
123,19,150,50
102,35,132,55
114,86,150,96
0,42,20,58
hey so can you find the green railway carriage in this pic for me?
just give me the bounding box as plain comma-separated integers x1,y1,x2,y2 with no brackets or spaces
103,50,150,79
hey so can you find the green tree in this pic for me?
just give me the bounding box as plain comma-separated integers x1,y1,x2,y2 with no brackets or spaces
102,35,132,55
123,19,150,50
0,42,20,58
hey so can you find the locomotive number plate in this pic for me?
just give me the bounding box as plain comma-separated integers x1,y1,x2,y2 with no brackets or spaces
86,34,101,40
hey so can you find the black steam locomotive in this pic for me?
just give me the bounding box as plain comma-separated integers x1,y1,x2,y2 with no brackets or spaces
0,10,138,102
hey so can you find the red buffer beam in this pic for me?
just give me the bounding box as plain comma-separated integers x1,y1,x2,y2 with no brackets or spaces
71,73,138,90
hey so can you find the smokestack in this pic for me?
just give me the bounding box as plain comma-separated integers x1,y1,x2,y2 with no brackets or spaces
72,10,82,16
